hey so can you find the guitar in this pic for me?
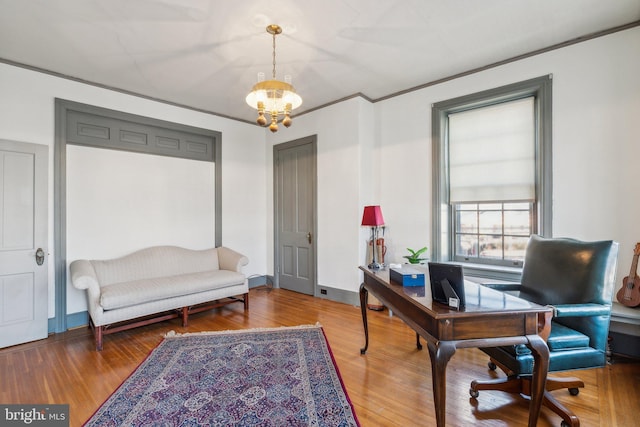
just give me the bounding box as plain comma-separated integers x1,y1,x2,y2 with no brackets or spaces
616,243,640,307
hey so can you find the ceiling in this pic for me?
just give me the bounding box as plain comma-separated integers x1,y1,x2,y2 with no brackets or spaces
1,0,639,124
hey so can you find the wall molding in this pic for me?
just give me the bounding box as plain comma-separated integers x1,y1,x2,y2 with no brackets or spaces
53,99,222,333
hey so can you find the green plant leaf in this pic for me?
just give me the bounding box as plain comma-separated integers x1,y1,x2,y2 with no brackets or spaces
413,246,428,257
406,246,428,257
403,246,428,263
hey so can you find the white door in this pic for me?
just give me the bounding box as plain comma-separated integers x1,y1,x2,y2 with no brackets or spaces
0,140,48,348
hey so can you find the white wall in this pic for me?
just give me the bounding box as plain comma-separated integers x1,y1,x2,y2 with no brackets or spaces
265,97,375,292
0,62,268,317
66,146,218,313
1,25,637,320
272,26,640,293
378,26,640,287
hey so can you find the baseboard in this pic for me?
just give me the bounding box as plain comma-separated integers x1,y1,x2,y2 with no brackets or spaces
610,302,640,358
609,330,640,359
250,276,360,306
49,311,89,333
248,275,273,289
316,285,360,306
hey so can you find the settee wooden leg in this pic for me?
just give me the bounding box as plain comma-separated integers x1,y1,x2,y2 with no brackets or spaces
182,307,189,327
244,292,249,310
95,326,103,351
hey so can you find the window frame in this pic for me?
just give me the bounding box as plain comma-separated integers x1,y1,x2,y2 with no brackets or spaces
453,201,534,267
431,75,552,281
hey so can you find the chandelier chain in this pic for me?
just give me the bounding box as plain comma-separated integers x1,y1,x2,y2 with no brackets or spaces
272,32,277,79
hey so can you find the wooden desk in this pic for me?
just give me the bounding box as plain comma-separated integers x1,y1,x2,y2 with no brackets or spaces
359,266,551,427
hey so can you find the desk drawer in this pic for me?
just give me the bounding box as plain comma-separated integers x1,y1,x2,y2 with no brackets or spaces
437,313,538,341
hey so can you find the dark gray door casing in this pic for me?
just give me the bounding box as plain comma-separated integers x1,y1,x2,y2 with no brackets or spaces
274,136,317,295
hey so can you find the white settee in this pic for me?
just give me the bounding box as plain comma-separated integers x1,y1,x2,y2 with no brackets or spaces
70,245,249,350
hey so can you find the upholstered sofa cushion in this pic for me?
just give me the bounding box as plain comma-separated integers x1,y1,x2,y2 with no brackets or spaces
90,246,221,286
70,245,249,350
100,270,246,310
70,245,249,326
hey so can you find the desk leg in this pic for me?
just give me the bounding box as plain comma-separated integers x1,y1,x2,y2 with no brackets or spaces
359,283,369,355
427,340,456,427
526,334,550,427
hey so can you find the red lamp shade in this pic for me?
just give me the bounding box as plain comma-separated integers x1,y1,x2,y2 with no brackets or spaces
361,205,385,227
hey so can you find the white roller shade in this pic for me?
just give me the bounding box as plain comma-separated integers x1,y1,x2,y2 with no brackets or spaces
448,97,535,203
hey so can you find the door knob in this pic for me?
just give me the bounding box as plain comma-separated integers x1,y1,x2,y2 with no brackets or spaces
307,232,312,244
35,248,45,266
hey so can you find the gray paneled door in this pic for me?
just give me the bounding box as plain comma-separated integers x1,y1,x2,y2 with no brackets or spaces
0,140,48,348
275,136,316,295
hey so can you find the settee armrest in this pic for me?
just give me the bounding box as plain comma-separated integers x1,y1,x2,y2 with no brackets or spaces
548,303,611,318
69,260,103,317
69,260,100,292
217,246,249,272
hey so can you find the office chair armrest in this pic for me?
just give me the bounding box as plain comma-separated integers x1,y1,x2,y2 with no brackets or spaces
550,303,610,318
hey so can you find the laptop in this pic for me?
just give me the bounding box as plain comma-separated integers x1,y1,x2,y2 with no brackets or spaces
427,262,466,309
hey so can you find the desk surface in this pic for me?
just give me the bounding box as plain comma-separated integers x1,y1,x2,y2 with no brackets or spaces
360,265,550,343
371,266,543,311
358,265,551,427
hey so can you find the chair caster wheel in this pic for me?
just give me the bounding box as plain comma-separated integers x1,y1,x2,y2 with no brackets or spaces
469,389,479,398
568,387,579,396
488,361,497,370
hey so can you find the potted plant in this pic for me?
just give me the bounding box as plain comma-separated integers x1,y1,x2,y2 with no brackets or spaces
403,246,428,264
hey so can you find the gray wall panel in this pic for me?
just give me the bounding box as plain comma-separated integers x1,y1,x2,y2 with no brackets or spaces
66,107,217,162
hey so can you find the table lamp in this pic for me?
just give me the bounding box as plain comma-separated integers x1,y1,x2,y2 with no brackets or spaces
361,205,385,269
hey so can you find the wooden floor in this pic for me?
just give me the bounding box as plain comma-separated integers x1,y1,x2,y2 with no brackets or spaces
1,287,638,427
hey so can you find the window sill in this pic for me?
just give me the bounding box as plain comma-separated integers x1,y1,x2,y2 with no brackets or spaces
457,262,522,283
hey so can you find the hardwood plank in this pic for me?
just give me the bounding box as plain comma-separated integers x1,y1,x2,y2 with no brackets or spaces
0,288,638,426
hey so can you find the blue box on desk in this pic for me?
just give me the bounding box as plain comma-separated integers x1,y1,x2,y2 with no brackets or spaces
389,266,425,287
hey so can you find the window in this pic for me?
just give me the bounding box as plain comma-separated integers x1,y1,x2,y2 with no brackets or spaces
454,202,532,265
431,76,552,280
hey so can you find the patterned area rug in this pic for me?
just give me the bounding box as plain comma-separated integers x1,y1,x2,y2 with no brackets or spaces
85,325,360,426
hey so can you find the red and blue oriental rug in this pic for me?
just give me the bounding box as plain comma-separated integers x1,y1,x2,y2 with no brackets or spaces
84,325,360,426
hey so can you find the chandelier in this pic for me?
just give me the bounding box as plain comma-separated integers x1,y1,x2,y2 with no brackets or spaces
245,24,302,132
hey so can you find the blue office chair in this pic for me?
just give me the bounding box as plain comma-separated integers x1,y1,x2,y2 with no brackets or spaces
469,235,619,427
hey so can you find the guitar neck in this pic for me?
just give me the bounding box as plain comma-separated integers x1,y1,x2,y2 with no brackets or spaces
629,255,639,283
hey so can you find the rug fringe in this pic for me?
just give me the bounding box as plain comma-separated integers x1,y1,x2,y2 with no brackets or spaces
164,322,322,338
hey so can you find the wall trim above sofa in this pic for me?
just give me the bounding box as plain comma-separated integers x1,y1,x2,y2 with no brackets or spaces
54,99,223,334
